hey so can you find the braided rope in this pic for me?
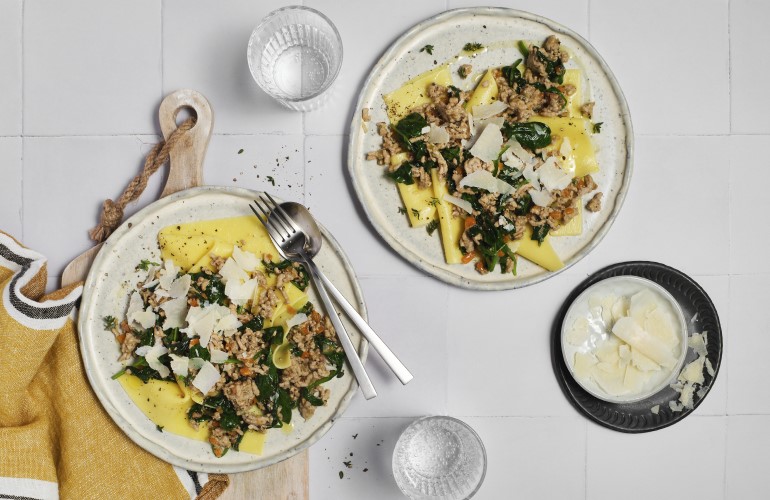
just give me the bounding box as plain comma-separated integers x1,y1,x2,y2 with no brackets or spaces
88,116,197,242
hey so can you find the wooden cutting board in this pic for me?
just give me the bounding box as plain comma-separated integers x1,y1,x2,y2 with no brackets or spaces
61,89,309,500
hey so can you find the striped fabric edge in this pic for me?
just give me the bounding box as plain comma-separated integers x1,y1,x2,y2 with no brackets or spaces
0,233,81,331
0,477,58,500
172,466,209,500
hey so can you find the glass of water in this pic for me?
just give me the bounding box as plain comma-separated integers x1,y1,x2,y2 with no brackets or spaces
247,6,343,111
392,416,487,500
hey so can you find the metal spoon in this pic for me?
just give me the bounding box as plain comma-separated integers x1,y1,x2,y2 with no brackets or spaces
275,202,414,385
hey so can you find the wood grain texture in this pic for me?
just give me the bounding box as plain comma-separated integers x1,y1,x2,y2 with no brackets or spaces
61,89,309,499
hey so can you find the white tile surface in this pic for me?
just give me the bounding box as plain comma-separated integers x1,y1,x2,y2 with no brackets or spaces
303,0,446,136
202,133,304,203
590,0,729,135
22,136,163,276
308,417,412,500
728,274,770,415
345,276,448,417
447,273,586,417
163,0,302,135
587,416,726,500
304,135,423,278
0,137,22,239
465,416,586,500
447,0,589,39
23,0,161,135
730,135,769,274
731,0,770,134
571,136,730,277
727,415,770,499
0,0,22,136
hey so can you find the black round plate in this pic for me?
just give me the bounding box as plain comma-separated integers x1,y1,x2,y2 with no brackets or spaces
552,261,723,432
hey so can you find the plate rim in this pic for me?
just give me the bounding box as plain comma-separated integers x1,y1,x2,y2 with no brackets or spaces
551,260,723,433
346,6,635,290
77,186,369,473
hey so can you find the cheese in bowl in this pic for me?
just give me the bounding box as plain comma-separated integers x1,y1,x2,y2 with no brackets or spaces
561,276,687,403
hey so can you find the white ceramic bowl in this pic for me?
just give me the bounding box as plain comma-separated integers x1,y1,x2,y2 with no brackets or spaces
560,276,688,403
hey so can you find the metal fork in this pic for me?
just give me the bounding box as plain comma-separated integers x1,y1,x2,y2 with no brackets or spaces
251,193,377,400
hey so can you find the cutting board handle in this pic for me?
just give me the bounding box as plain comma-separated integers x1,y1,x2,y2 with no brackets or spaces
158,89,214,197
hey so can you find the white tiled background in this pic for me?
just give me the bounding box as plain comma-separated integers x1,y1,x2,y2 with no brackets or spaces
0,0,765,498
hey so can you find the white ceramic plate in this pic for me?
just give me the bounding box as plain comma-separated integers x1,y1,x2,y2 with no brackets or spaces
78,187,367,473
348,7,633,290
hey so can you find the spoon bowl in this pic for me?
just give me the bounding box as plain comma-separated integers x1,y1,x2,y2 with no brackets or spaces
273,202,323,259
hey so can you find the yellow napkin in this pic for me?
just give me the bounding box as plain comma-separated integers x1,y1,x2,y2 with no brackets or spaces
0,231,229,499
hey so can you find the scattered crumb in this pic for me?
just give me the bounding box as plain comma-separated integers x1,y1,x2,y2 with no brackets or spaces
650,405,659,415
339,471,344,479
238,148,244,154
362,108,371,122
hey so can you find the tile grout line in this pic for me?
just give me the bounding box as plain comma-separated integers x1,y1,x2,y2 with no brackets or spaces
19,0,25,242
586,0,591,41
584,419,588,500
727,0,732,135
723,415,729,499
160,0,164,97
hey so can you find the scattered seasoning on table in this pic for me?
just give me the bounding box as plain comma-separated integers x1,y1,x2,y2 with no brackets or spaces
343,461,352,469
363,468,369,473
266,176,275,186
237,148,244,154
349,452,353,457
338,471,344,479
352,434,358,439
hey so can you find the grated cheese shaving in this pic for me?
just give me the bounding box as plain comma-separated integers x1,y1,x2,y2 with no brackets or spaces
443,194,474,214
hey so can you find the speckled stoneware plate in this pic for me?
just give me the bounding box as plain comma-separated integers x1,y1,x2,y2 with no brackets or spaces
552,262,723,433
348,8,633,290
78,187,368,473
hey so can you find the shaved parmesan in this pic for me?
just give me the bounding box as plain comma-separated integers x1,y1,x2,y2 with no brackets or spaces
566,317,590,345
160,295,188,330
420,125,431,134
168,274,191,299
131,307,157,330
475,116,506,132
209,349,229,363
232,246,259,272
472,100,508,120
469,123,503,162
459,170,515,194
215,313,242,336
169,354,189,376
427,124,450,144
507,139,535,164
219,258,249,284
443,194,474,214
143,339,170,379
158,260,180,291
127,292,144,326
612,317,677,368
528,188,553,207
705,358,715,377
537,156,573,192
651,405,660,414
669,401,684,412
192,361,220,396
286,313,309,330
225,277,258,306
522,164,541,191
559,137,573,158
501,149,524,170
188,357,206,371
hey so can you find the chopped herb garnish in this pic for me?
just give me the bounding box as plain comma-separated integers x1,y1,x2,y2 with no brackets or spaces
135,259,159,271
447,85,462,98
266,176,275,186
237,148,244,154
531,224,551,245
419,44,434,55
463,42,484,52
397,206,407,215
339,471,344,479
411,208,420,220
427,197,440,207
593,122,604,133
517,40,529,59
103,315,117,330
343,461,353,468
426,220,439,236
156,425,164,432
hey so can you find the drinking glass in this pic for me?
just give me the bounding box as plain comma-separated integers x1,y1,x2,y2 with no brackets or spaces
392,416,487,499
247,6,343,111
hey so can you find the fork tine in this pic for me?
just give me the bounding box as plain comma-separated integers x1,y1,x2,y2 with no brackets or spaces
265,192,303,234
252,199,287,241
258,193,294,236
